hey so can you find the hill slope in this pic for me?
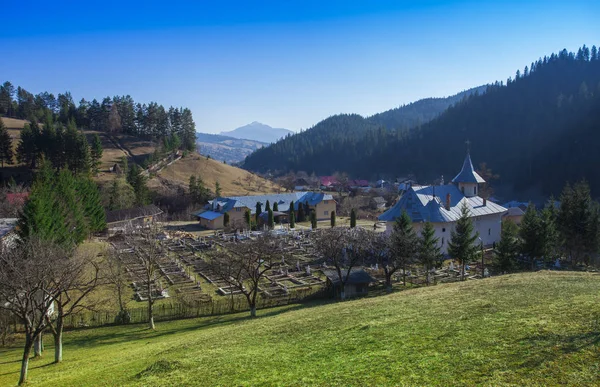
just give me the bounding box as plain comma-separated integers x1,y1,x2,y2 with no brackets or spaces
244,46,600,199
242,86,486,175
221,121,293,143
1,271,599,386
149,153,280,197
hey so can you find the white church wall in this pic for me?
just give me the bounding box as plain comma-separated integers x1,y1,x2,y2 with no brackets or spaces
384,213,504,255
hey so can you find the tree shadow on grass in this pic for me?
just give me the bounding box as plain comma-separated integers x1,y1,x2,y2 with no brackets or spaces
64,298,336,349
519,330,600,369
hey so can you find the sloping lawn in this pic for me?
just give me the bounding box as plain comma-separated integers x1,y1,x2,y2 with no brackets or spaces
1,271,599,386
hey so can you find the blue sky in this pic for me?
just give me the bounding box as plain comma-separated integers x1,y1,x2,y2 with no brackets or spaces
1,1,598,133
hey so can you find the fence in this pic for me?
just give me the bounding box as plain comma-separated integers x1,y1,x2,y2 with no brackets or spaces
62,286,327,330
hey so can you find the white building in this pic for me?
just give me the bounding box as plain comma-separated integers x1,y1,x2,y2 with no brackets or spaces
378,152,507,254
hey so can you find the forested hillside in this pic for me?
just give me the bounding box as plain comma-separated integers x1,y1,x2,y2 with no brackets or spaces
0,84,197,151
244,45,600,198
242,86,486,174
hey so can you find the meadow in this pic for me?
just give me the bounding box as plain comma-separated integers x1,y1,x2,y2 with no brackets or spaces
1,271,599,386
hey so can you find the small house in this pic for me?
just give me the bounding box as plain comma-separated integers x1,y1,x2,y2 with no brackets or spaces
323,268,374,299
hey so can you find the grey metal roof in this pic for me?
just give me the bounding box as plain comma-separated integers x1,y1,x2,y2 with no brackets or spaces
378,184,507,223
203,192,334,215
452,153,485,184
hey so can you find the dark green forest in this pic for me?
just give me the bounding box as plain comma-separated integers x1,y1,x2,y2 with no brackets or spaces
243,45,600,199
0,84,197,151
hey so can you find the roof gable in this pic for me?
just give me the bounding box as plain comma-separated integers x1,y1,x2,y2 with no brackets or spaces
378,184,506,223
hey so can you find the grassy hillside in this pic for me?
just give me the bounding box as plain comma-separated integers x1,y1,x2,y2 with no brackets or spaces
149,153,281,196
0,118,278,196
1,271,599,386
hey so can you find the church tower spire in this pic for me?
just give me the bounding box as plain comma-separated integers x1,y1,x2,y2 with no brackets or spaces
452,145,485,198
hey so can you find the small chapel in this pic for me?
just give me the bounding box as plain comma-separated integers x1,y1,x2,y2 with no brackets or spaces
378,152,508,254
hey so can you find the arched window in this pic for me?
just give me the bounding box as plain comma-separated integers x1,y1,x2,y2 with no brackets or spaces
488,228,491,236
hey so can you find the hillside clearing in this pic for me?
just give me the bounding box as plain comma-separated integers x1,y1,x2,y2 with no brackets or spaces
1,271,599,386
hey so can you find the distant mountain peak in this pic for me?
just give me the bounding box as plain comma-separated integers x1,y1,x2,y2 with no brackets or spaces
220,122,293,144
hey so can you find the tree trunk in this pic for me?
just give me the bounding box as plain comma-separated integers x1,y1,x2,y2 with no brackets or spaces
461,261,465,281
54,318,64,363
385,273,392,293
340,289,346,300
402,265,406,287
19,334,32,386
34,332,43,357
250,305,256,317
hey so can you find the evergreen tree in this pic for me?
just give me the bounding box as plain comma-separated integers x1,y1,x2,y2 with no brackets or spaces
244,209,251,227
447,203,480,280
495,219,520,272
310,211,317,229
350,209,357,228
255,202,262,224
330,211,336,227
90,134,103,174
16,123,39,168
189,175,197,201
265,200,271,212
215,180,222,197
224,212,230,227
289,208,295,229
0,119,14,167
268,209,274,229
558,180,600,264
127,164,150,206
77,178,106,233
273,202,278,211
519,204,543,269
297,203,305,222
418,221,442,285
390,210,419,286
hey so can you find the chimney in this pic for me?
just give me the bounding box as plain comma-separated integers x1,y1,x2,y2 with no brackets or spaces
483,197,487,206
445,193,451,211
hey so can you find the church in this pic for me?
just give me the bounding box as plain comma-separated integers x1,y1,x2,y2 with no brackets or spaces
378,152,508,254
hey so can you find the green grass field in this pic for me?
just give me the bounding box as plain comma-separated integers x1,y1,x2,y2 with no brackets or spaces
1,271,600,386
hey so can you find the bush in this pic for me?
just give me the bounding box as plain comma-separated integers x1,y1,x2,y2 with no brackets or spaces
114,310,131,325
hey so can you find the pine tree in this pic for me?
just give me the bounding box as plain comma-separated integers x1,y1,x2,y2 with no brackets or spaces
215,181,222,197
447,203,480,280
273,202,279,211
77,178,106,233
255,202,262,224
310,211,317,229
391,210,419,286
265,200,271,212
0,119,14,167
495,219,520,272
90,134,103,174
289,208,296,229
330,211,336,227
16,123,39,168
297,203,305,222
244,209,251,227
350,209,357,228
418,221,442,284
520,203,543,269
268,209,274,229
224,212,230,227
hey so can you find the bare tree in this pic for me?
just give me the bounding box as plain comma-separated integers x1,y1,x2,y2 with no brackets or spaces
363,231,397,293
0,238,66,385
45,249,100,363
207,234,280,317
103,247,130,323
313,228,366,300
131,227,164,330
